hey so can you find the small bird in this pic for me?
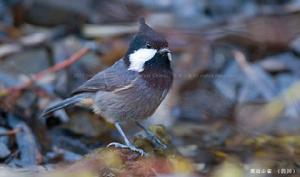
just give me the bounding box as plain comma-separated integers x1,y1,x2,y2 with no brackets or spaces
41,18,173,155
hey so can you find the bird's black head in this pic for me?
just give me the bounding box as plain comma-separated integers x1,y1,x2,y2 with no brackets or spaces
125,18,172,73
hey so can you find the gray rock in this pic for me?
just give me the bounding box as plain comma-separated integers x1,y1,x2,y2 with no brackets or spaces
263,53,300,76
205,0,242,19
214,60,244,101
0,142,10,158
0,127,10,145
0,49,49,77
249,64,277,100
0,1,13,27
237,64,276,102
275,73,300,120
173,0,212,27
275,74,298,94
7,114,38,167
63,150,82,162
138,0,172,10
238,81,262,103
177,78,234,121
291,37,300,54
214,60,276,103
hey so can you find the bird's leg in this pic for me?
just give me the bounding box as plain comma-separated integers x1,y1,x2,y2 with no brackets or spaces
135,121,167,149
107,122,145,155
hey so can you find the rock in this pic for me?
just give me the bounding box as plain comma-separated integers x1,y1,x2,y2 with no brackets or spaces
0,1,13,27
214,60,242,101
215,60,277,102
62,150,82,162
291,37,300,55
0,142,10,159
173,0,212,27
275,74,298,94
0,49,49,87
46,148,82,163
238,64,277,102
7,114,39,167
261,53,300,76
205,0,242,19
275,73,300,120
138,0,172,10
176,77,234,122
65,109,111,137
0,72,21,87
214,60,252,102
0,48,49,77
23,0,88,26
0,127,10,145
49,128,91,155
57,148,194,177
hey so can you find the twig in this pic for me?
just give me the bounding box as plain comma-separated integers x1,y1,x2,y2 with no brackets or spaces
8,47,89,92
0,128,21,136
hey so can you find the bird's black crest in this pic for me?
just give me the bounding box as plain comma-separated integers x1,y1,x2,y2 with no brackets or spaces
137,18,161,39
139,17,145,25
125,18,167,56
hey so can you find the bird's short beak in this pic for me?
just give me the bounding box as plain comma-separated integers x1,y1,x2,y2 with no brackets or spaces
159,48,172,61
159,48,171,55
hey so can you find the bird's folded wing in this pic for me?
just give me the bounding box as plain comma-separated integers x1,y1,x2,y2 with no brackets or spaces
71,59,136,95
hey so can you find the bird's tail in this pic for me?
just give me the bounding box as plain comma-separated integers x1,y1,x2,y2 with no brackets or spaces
41,95,83,118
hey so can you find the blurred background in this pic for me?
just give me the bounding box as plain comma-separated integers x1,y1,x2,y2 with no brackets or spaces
0,0,300,176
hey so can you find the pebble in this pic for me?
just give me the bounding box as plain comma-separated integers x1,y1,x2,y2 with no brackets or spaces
0,142,10,159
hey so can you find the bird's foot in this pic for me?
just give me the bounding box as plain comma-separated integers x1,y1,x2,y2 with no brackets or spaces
107,142,145,156
147,132,167,150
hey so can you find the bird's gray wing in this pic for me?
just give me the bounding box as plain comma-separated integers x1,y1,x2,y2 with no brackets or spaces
71,59,136,95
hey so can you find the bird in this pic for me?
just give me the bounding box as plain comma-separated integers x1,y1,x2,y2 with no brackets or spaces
41,18,173,155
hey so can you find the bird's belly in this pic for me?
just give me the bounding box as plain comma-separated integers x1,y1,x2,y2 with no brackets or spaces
93,88,164,122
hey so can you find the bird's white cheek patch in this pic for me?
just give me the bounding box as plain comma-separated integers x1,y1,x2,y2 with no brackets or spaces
167,52,172,61
128,48,157,72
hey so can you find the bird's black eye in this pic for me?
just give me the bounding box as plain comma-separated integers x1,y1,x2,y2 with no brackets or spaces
146,43,152,49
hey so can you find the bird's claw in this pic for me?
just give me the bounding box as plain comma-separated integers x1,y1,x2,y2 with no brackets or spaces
147,133,167,150
107,142,146,156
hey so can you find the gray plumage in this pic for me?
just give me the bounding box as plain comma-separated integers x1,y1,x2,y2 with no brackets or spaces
42,19,173,123
41,18,173,154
